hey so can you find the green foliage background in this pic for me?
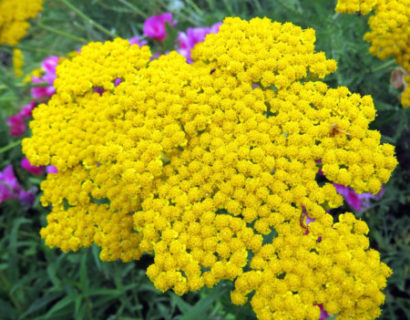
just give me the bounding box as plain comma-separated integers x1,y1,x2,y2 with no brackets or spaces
0,0,409,319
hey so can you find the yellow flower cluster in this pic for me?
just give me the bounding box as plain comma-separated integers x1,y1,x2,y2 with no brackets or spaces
364,0,410,71
0,0,44,46
335,0,378,15
336,0,410,107
12,48,23,77
232,213,392,320
402,76,410,107
24,17,397,320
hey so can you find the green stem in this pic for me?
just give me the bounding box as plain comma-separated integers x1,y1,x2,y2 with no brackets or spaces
251,0,263,12
0,97,16,102
371,59,397,72
118,0,149,18
0,81,49,91
37,22,88,43
157,0,200,26
0,271,23,314
16,44,64,56
0,140,22,154
186,0,205,17
59,0,117,38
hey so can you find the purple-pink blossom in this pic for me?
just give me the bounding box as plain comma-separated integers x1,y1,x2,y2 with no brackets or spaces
6,101,36,136
31,56,59,99
0,165,35,206
318,304,330,320
334,183,384,212
129,36,148,47
177,22,222,61
143,13,176,41
46,165,58,174
21,158,44,175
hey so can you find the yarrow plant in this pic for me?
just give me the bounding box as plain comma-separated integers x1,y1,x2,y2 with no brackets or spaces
23,17,398,320
12,48,24,77
0,0,44,45
335,0,410,107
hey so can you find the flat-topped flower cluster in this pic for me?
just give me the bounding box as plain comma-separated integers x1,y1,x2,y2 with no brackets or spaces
23,17,397,320
336,0,410,107
0,0,44,45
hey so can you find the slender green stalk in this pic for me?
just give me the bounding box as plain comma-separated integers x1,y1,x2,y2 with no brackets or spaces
371,59,397,72
59,0,117,38
251,0,263,12
118,0,149,18
0,97,16,102
0,81,49,91
0,140,21,154
222,0,233,15
186,0,205,17
37,22,88,43
16,45,64,56
157,0,200,26
0,271,23,314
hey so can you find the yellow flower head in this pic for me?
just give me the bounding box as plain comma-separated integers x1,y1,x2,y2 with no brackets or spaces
12,48,24,77
335,0,378,15
0,0,44,45
24,17,397,320
336,0,410,108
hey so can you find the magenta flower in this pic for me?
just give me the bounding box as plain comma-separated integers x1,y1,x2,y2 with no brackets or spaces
31,56,59,99
143,13,176,41
317,304,330,320
6,101,36,136
129,36,148,47
46,165,58,174
6,114,26,136
21,158,44,175
334,183,384,212
177,22,222,61
0,165,35,206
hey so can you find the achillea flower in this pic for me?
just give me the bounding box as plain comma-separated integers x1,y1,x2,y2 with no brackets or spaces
24,17,397,320
335,0,377,15
401,76,410,107
21,157,43,175
0,0,44,45
336,0,410,108
13,48,24,77
177,22,221,61
143,13,176,41
0,165,35,206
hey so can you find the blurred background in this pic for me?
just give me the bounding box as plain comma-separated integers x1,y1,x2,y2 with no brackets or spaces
0,1,409,319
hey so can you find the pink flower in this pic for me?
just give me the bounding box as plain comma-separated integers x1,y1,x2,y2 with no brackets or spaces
317,304,330,320
31,56,59,99
177,22,222,61
129,36,148,47
334,183,384,212
6,101,36,136
143,13,176,41
6,114,26,136
21,158,44,175
0,165,20,202
0,165,35,206
46,165,58,174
